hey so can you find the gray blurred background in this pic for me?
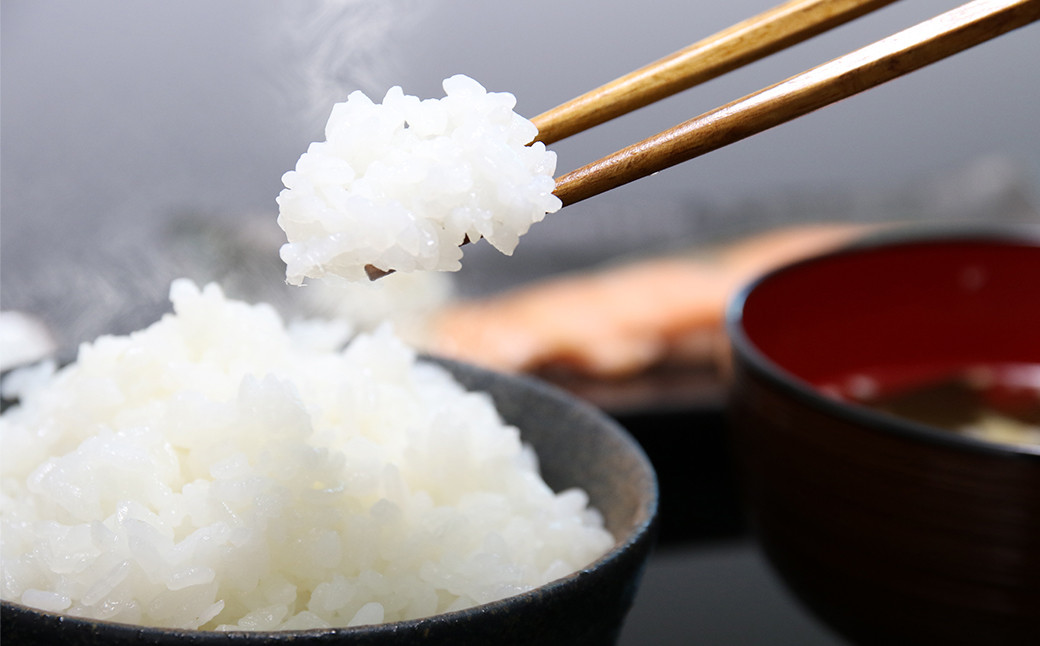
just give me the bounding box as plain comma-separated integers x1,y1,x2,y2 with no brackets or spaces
3,0,1039,351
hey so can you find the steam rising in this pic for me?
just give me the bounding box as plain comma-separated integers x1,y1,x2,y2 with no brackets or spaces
272,0,432,126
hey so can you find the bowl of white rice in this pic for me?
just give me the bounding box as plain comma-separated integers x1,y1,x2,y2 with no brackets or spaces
0,280,657,645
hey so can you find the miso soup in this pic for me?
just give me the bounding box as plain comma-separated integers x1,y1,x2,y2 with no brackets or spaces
820,363,1040,447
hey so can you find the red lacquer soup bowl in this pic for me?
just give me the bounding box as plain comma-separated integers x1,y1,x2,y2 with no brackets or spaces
726,227,1040,645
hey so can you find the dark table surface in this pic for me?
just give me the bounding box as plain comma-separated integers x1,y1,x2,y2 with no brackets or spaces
619,541,845,645
598,396,847,646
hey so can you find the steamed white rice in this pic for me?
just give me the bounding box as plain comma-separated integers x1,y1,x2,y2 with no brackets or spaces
0,280,612,630
276,74,562,284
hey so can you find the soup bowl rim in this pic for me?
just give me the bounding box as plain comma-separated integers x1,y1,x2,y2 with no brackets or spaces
725,223,1040,461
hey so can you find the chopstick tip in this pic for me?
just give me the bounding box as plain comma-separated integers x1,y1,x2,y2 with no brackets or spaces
365,265,393,281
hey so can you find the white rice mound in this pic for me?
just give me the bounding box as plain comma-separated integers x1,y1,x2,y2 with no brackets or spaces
0,280,612,631
276,74,562,284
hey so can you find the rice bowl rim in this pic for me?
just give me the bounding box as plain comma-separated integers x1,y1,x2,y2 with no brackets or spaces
0,356,660,638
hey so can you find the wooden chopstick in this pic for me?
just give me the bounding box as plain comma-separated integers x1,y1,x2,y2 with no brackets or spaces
552,0,1040,208
531,0,900,146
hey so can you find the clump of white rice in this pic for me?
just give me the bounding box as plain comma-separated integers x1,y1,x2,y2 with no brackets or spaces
0,311,57,371
276,74,562,284
0,280,612,630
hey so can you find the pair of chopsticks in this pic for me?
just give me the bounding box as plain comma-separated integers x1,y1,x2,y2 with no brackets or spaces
537,0,1040,207
364,0,1036,280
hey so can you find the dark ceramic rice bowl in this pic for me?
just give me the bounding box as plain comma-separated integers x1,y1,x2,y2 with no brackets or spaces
2,358,659,646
